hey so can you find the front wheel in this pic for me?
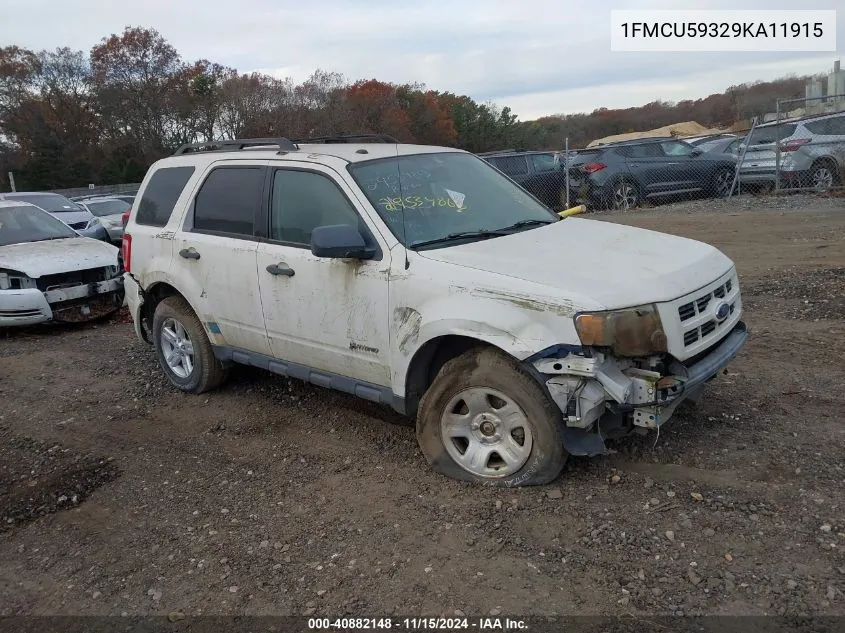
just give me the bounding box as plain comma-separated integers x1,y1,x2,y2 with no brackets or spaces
152,295,228,393
416,347,568,487
809,161,839,192
711,168,735,198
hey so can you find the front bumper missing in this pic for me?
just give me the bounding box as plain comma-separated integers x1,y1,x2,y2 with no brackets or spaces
0,277,124,327
536,321,748,456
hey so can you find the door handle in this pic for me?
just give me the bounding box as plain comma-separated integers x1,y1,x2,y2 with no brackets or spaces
179,248,200,260
266,263,295,277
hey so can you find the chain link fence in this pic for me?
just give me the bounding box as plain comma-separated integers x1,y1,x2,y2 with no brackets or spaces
49,183,142,199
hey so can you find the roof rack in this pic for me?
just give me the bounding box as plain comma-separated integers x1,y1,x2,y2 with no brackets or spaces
173,137,298,155
294,133,399,144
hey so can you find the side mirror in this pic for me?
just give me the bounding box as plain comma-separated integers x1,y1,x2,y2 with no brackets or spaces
310,224,375,260
690,148,703,157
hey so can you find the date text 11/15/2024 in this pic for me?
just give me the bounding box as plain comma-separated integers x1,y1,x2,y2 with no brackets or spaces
307,616,529,630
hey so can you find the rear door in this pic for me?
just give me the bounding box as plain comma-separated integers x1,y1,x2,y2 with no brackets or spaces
621,143,683,195
171,161,272,356
659,140,702,191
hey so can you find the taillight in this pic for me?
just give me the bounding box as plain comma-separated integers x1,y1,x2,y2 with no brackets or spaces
122,211,130,227
121,234,132,273
780,138,810,153
582,162,607,174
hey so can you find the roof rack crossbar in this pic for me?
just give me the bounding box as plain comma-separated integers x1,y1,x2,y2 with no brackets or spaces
173,137,298,155
294,133,400,144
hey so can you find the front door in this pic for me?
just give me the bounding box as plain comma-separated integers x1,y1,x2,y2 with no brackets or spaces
255,164,391,387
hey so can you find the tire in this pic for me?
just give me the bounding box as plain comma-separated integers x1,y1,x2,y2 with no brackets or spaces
710,167,735,198
611,179,640,210
416,346,568,487
152,295,228,394
809,160,840,192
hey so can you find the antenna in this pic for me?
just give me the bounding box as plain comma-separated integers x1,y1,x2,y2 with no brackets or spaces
393,142,410,270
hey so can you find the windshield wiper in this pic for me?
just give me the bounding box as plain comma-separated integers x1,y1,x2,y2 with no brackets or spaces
408,229,510,250
495,218,557,232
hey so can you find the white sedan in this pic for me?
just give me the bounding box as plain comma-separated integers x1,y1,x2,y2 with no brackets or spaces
0,200,124,327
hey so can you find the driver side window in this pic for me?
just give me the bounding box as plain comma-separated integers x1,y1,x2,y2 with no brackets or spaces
270,169,361,246
660,141,694,157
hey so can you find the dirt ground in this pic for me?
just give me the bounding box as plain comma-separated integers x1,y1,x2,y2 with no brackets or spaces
1,194,844,618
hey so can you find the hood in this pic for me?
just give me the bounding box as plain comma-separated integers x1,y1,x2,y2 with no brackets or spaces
418,217,733,309
48,210,94,225
0,237,119,278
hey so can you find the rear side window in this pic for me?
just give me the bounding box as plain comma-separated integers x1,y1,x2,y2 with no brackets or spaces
490,155,529,177
747,124,797,145
193,167,264,237
136,166,195,227
805,116,845,136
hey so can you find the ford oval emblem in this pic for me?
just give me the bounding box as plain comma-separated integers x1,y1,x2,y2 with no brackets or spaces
715,301,730,321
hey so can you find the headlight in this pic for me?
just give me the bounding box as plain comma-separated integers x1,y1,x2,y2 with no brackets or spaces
574,304,667,357
86,218,101,229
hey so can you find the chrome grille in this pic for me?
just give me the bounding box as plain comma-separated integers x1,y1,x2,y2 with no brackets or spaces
678,279,733,322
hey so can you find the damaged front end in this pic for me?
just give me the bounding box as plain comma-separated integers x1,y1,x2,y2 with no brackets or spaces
0,265,124,326
527,303,748,456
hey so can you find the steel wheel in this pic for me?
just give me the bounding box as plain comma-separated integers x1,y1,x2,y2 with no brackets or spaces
159,317,195,379
613,181,639,209
440,387,533,478
811,165,835,191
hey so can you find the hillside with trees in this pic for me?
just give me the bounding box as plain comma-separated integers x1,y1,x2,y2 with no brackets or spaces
0,26,816,191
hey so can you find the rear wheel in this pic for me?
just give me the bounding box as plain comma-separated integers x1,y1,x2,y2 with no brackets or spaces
152,296,228,393
809,160,840,192
416,346,568,487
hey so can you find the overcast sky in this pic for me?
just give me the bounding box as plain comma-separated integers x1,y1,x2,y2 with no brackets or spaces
0,0,842,120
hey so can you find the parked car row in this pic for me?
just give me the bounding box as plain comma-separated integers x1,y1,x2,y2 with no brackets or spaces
0,190,135,246
478,111,843,212
0,200,124,326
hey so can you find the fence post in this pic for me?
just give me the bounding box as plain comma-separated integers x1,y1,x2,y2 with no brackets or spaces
565,137,570,208
729,117,758,199
775,99,781,195
7,171,15,192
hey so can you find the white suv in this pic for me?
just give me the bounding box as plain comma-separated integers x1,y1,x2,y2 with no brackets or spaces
123,135,747,487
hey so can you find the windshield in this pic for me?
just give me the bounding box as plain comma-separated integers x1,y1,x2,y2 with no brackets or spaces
4,193,83,213
0,205,77,246
85,199,131,217
348,152,557,248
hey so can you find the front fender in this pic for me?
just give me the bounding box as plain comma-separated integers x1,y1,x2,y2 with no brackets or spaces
390,293,579,397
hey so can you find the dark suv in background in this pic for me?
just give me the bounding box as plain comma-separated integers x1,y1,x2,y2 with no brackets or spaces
479,149,573,209
568,138,737,209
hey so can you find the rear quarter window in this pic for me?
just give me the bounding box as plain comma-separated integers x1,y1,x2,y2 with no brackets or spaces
136,166,196,227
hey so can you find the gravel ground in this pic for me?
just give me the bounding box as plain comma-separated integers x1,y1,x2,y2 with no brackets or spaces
0,200,844,618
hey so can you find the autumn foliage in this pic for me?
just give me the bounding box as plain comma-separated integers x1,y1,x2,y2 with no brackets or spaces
0,26,816,191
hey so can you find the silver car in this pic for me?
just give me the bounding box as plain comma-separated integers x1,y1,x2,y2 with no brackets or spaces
0,192,109,241
738,112,845,191
76,196,132,244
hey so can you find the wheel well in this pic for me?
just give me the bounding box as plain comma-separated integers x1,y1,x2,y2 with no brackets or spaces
404,335,494,418
140,282,183,339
